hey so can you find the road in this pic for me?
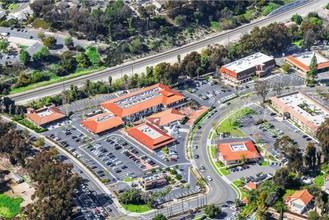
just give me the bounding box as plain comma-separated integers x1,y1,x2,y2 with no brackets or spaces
8,0,327,104
1,85,326,219
0,114,126,219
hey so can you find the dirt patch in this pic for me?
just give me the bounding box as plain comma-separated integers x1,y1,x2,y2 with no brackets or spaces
0,162,35,207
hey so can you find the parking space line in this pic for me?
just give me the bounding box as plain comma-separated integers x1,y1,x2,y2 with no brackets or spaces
79,146,118,181
116,133,167,167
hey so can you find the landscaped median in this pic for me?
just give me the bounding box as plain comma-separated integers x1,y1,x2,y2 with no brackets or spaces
215,107,257,137
205,106,257,200
122,204,152,213
188,106,215,159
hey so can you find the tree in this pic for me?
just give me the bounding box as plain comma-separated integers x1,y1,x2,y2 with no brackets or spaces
255,209,270,220
119,188,142,204
152,214,167,220
108,76,113,86
64,36,74,50
37,32,45,40
34,137,45,148
255,80,270,104
26,151,82,219
0,40,8,52
316,118,329,163
308,210,320,220
304,142,316,169
281,63,290,74
291,14,303,25
204,204,221,218
306,54,317,85
43,36,57,48
32,46,50,61
272,82,284,95
76,53,91,68
86,47,101,67
19,51,31,66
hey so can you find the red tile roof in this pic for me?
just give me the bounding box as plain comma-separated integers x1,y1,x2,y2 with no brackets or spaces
217,140,261,162
286,56,310,72
81,112,123,134
246,181,258,190
147,108,185,127
25,107,66,126
126,123,176,150
241,196,249,204
289,190,313,205
286,55,329,72
100,84,185,118
219,66,238,78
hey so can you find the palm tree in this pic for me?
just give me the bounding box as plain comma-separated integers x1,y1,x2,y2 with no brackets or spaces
255,209,269,220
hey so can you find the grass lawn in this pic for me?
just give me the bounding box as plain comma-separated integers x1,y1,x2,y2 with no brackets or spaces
216,161,224,168
209,146,217,158
262,2,280,16
292,39,303,48
19,45,28,51
314,173,326,187
10,67,105,94
0,194,24,219
282,189,296,200
219,167,230,176
9,3,18,10
194,214,206,220
210,21,221,32
216,107,256,137
261,161,269,166
123,177,137,182
123,204,152,213
233,180,242,187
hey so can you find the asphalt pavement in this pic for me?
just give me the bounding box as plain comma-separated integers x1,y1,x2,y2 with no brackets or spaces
9,0,328,104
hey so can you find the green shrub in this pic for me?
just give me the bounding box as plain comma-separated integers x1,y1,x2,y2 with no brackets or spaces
31,18,50,29
18,119,48,133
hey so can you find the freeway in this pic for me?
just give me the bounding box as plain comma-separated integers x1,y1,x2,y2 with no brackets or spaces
9,0,327,104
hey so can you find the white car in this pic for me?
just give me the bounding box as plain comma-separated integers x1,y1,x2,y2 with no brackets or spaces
207,176,213,181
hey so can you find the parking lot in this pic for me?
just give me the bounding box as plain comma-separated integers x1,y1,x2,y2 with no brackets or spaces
179,79,243,107
268,73,305,87
226,163,277,182
232,104,318,160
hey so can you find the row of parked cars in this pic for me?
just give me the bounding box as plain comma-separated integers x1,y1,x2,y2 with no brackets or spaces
229,164,251,173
